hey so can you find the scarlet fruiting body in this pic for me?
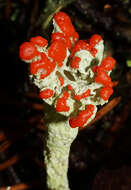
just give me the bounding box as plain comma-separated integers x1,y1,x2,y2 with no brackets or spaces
56,91,70,112
51,32,65,42
89,34,102,57
74,89,91,101
30,53,56,79
72,32,79,44
54,12,76,38
30,36,48,47
99,86,113,101
70,56,81,69
48,40,67,67
92,65,98,72
40,89,54,99
95,67,113,87
69,104,94,128
101,56,116,71
19,42,38,61
89,34,102,49
51,32,72,49
67,85,73,91
90,47,98,57
70,40,90,59
58,76,64,86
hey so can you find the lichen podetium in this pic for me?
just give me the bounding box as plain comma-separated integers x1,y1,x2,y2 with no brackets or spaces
19,11,116,190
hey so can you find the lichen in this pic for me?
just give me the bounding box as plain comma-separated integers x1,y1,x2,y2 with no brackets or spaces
19,11,116,190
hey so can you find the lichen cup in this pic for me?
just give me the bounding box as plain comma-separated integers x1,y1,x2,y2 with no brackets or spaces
19,11,116,190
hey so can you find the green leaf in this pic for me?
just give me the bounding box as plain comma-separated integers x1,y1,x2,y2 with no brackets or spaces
126,60,131,67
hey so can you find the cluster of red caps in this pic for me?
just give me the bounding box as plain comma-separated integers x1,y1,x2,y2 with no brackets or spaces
19,11,116,128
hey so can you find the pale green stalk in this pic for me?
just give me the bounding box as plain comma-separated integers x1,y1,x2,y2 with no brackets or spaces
43,103,78,190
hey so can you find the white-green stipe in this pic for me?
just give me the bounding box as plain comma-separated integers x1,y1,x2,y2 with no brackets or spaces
43,103,78,190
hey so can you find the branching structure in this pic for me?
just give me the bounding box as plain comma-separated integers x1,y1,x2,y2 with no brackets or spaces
19,11,116,190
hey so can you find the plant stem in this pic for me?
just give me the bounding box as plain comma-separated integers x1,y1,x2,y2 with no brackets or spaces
42,5,62,31
43,103,78,190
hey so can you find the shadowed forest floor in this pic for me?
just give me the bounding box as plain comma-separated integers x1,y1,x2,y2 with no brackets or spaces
0,0,131,189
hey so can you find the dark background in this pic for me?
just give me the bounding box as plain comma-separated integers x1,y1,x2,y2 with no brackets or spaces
0,0,131,189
